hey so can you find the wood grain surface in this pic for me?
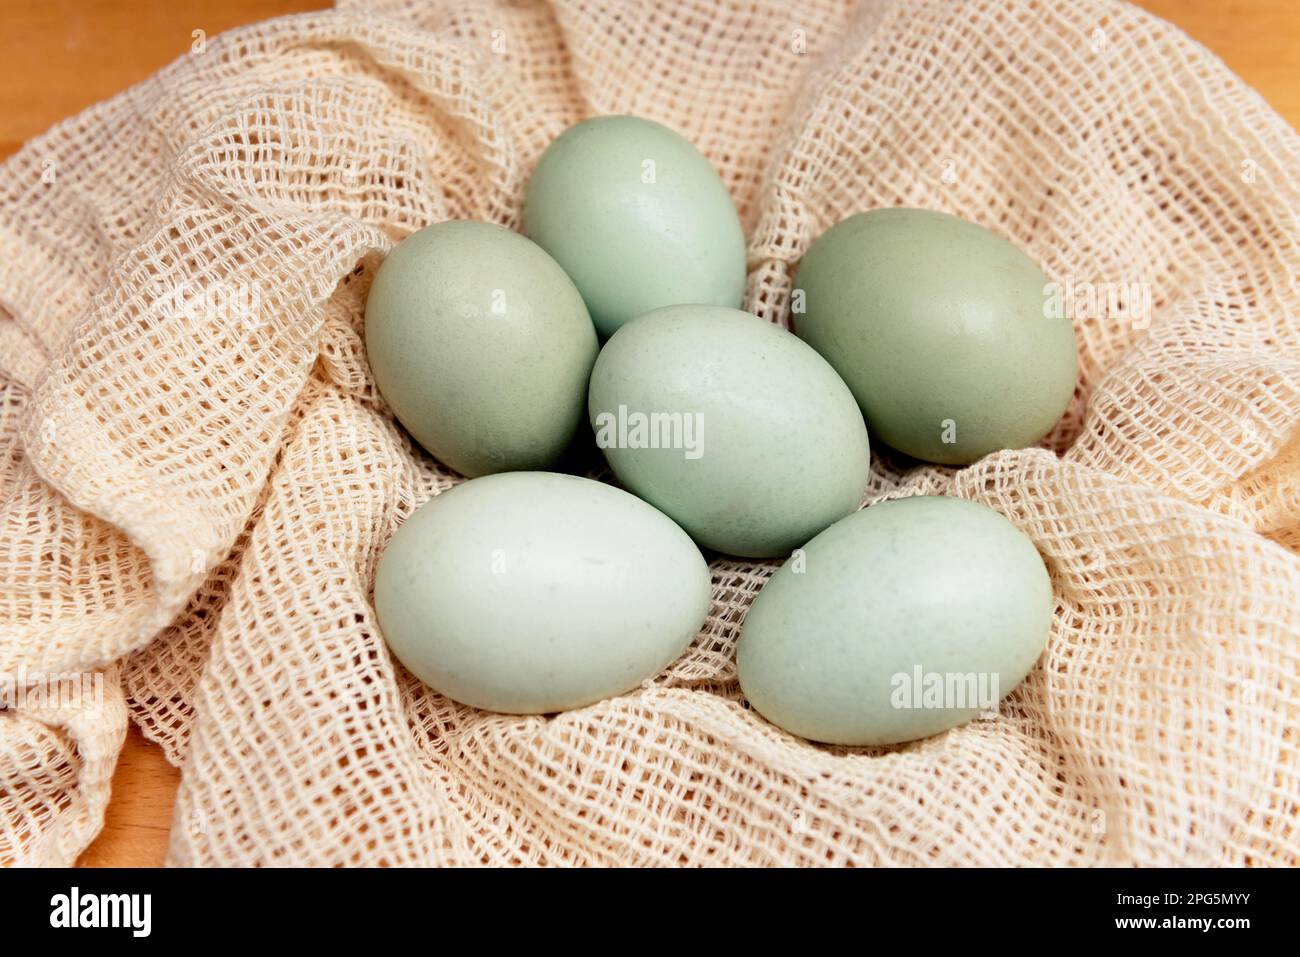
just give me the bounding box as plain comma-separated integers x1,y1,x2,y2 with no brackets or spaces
0,0,1293,868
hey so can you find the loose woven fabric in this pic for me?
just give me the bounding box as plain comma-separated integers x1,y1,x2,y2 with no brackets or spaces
1,0,1298,866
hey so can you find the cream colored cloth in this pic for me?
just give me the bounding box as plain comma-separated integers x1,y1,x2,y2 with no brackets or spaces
1,0,1298,866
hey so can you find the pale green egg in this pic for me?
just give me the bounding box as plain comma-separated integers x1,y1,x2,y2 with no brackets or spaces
373,472,712,714
364,220,598,477
524,115,747,338
737,495,1054,746
793,208,1078,464
588,304,870,558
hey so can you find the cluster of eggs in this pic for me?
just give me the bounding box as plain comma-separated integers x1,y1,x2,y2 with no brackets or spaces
366,116,1076,746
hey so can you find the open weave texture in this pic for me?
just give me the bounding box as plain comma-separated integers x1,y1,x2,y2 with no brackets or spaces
2,0,1299,866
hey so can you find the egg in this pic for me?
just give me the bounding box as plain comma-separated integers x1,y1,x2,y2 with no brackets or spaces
373,472,712,714
365,220,598,477
524,115,747,338
792,208,1078,464
588,304,870,558
737,495,1053,746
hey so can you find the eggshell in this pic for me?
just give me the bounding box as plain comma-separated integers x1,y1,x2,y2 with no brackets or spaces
792,208,1078,464
373,472,712,714
365,220,598,477
737,495,1054,746
588,304,870,558
524,115,747,338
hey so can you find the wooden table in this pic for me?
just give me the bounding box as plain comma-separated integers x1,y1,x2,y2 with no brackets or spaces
0,0,1295,868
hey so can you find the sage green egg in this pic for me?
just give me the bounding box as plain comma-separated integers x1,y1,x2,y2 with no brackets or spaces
364,220,598,477
524,115,747,338
588,304,870,558
373,472,711,714
792,208,1078,465
737,495,1054,746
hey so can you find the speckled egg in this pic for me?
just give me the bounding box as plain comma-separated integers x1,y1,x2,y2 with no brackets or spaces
524,115,747,338
365,220,598,477
792,208,1078,464
738,495,1054,746
588,304,870,558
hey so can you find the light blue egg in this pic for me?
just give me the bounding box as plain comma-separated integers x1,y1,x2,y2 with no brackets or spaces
588,304,870,558
738,495,1054,745
525,116,746,338
374,472,712,714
